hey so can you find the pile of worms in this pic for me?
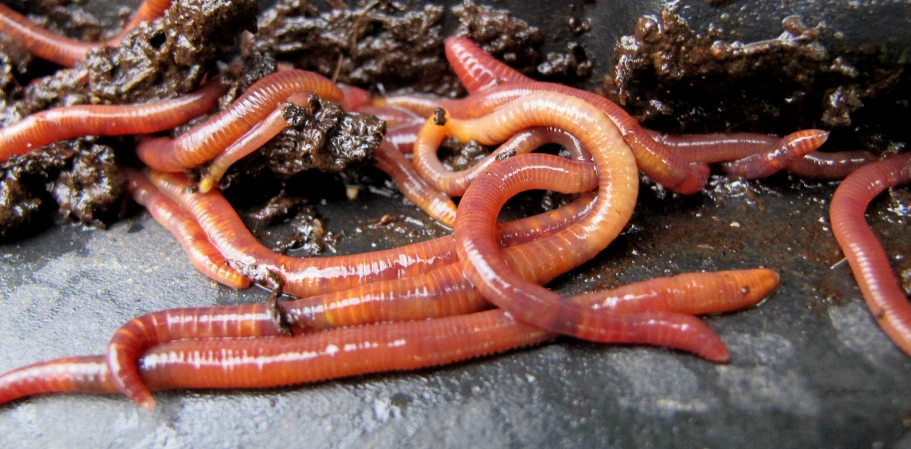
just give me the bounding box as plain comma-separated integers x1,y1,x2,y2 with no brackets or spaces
0,0,908,413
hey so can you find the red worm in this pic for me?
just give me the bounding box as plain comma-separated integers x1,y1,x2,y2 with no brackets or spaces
830,152,911,357
649,131,876,180
125,169,249,289
108,163,601,409
447,92,727,359
385,123,424,154
444,36,531,92
0,1,171,67
373,141,458,226
0,269,778,407
418,126,589,196
356,105,425,129
136,70,343,171
720,130,829,179
382,82,709,194
0,77,226,163
194,100,457,225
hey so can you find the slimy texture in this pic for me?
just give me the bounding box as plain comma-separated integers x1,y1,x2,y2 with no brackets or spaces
830,152,911,356
0,78,226,163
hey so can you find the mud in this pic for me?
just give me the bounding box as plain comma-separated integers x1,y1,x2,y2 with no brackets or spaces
603,2,909,154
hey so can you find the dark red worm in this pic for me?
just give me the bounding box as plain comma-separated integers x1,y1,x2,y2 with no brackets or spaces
193,98,458,225
136,70,343,171
372,141,458,226
444,36,531,92
0,0,171,67
0,269,777,407
381,81,710,194
384,123,424,154
125,169,249,289
415,126,589,196
649,131,876,180
110,162,603,409
0,77,226,163
448,92,727,359
356,105,425,129
719,130,829,179
830,152,911,357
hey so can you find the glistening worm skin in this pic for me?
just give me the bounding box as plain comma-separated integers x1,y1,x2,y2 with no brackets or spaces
719,130,829,179
149,171,457,297
373,141,458,226
136,70,343,171
444,93,726,360
0,77,227,163
125,169,249,289
649,131,876,180
108,166,601,409
0,0,171,67
0,269,778,406
385,81,710,194
830,152,911,357
444,36,531,92
194,101,458,225
417,126,589,196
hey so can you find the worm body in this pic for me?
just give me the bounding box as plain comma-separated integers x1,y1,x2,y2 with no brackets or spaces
830,152,911,356
125,169,249,289
137,70,343,171
0,78,226,163
444,36,531,92
0,269,777,406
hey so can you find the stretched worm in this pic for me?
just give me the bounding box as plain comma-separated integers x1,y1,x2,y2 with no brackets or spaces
136,70,343,171
1,269,778,407
719,130,829,179
830,152,911,357
384,123,424,154
446,92,727,359
0,77,226,163
125,169,249,289
110,162,602,408
649,131,876,180
0,0,171,67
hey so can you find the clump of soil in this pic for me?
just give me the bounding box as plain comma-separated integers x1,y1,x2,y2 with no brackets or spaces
250,0,589,97
603,3,908,152
0,140,123,237
0,0,258,237
223,95,385,190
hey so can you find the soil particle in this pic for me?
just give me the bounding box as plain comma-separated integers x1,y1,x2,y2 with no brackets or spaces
0,139,124,237
249,191,339,256
0,0,257,237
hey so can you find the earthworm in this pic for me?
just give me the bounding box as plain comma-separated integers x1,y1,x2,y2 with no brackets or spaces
719,130,829,179
194,99,457,225
444,36,531,92
830,152,911,357
356,105,425,129
0,76,226,163
198,92,313,193
447,93,726,359
649,131,875,180
105,185,599,409
125,169,249,289
0,0,171,67
384,123,423,154
383,81,709,194
1,269,777,407
418,126,589,196
372,141,458,226
136,69,343,171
